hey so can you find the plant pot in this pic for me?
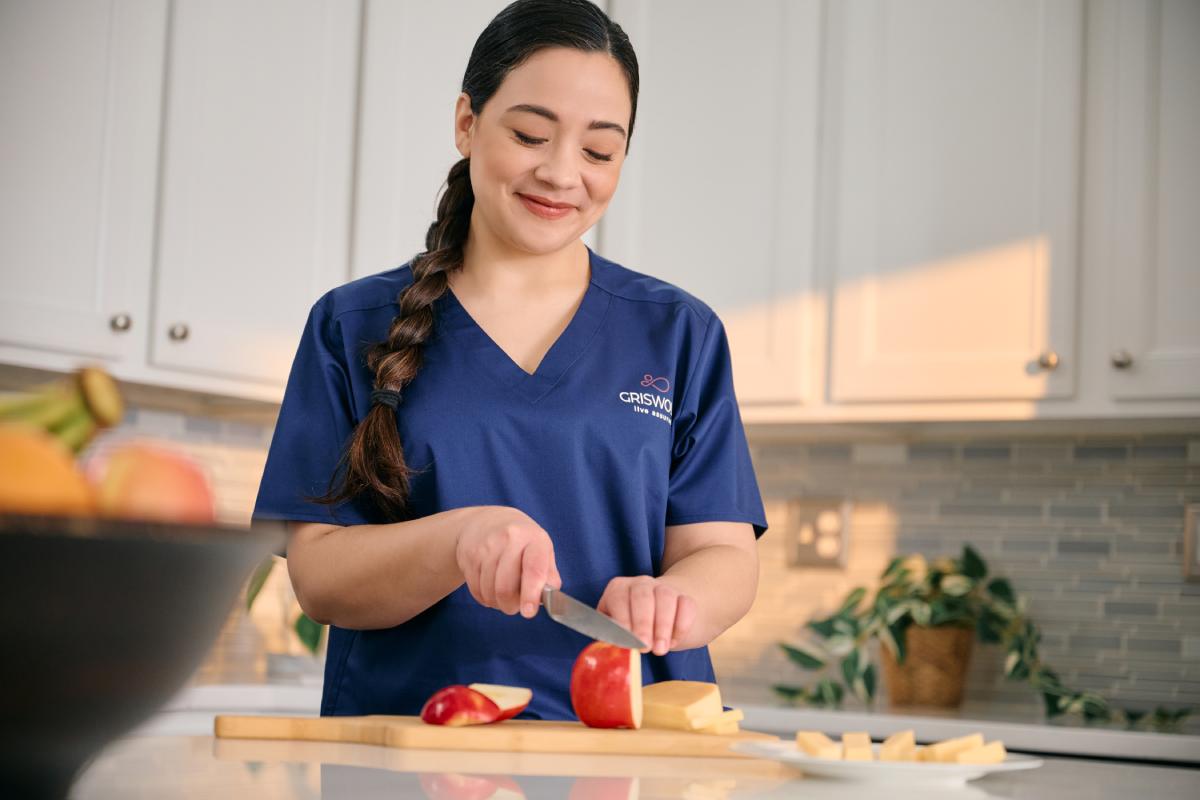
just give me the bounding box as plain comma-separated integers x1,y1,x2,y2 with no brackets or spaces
880,624,975,708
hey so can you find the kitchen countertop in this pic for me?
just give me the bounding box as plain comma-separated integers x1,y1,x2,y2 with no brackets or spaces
137,684,1200,764
65,684,1199,799
70,731,1200,799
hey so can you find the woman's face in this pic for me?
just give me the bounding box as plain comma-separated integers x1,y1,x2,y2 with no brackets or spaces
454,46,632,257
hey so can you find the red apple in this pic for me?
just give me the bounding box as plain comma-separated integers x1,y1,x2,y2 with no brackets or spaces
90,441,216,524
467,683,532,721
569,641,642,729
420,685,502,726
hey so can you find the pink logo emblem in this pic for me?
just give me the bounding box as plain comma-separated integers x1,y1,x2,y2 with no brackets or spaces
641,374,670,393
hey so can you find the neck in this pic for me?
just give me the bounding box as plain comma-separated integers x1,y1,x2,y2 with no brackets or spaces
454,213,589,300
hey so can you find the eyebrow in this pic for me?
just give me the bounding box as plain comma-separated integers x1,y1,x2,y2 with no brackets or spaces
504,103,627,139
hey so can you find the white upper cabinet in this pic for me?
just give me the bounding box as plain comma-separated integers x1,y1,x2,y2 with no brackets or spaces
825,0,1085,404
1096,0,1200,401
603,0,823,407
0,0,166,367
148,0,361,387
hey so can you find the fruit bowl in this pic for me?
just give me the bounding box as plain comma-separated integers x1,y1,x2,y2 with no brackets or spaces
0,512,285,799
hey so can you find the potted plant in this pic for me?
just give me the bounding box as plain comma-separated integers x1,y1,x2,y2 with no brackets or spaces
774,545,1192,733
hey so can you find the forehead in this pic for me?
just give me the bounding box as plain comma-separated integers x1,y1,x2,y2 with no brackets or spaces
488,47,631,125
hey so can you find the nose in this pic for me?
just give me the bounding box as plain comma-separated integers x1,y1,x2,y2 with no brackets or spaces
531,140,581,191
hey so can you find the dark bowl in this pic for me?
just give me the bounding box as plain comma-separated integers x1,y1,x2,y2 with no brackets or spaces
0,512,285,799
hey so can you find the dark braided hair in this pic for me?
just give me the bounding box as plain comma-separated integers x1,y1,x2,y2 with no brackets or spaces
312,0,639,520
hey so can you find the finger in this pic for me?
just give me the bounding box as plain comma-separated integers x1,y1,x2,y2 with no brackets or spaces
671,595,698,650
599,580,632,631
546,548,563,590
477,543,500,609
519,543,551,618
493,540,527,615
629,579,656,653
652,585,679,656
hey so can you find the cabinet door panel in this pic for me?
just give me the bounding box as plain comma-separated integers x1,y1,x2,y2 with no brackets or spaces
603,0,822,406
149,0,360,385
1105,0,1200,400
828,0,1083,403
0,0,164,362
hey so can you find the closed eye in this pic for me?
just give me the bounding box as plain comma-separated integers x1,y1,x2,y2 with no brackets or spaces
513,130,613,163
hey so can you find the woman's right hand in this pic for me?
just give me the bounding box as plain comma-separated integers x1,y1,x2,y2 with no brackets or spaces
455,506,562,619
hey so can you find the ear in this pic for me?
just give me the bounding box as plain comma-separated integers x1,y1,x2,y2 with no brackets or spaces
453,93,476,158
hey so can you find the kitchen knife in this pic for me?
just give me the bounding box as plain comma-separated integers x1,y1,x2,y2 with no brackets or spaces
541,585,648,650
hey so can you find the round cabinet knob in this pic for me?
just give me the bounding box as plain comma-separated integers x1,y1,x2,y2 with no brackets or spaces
109,313,132,333
167,323,190,342
1111,349,1134,369
1037,350,1060,371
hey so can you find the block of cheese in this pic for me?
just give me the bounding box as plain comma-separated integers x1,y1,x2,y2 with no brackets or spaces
693,708,744,734
842,731,873,761
924,733,985,763
879,729,917,761
956,740,1007,764
795,731,842,759
641,681,724,730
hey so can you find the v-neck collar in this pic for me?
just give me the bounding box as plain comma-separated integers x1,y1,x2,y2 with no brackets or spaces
437,245,612,404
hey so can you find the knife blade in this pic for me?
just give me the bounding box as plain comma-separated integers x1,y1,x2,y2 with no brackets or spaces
540,585,648,650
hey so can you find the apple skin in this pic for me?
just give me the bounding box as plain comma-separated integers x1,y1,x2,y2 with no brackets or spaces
92,442,216,524
420,685,502,726
569,641,643,729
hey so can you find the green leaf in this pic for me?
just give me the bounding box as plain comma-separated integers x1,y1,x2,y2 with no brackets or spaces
841,649,861,688
911,602,932,627
1122,708,1146,728
839,587,867,614
888,619,910,664
862,664,877,702
781,642,826,670
961,545,987,580
1043,691,1065,718
807,617,838,638
294,612,325,654
772,684,808,703
245,557,275,611
986,577,1015,606
815,678,845,708
940,575,973,596
1004,650,1021,677
881,556,905,580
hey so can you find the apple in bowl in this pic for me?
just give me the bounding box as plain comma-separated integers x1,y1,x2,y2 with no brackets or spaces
420,683,532,726
570,642,642,729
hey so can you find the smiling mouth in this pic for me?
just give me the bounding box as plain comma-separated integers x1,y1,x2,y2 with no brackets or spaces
517,193,575,219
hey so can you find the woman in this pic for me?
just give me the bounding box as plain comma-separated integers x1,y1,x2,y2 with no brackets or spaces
254,0,768,721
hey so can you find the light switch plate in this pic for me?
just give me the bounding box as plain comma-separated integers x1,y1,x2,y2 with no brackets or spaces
1184,504,1200,582
784,498,851,569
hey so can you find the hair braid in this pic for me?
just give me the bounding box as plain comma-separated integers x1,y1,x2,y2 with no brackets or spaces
311,158,473,519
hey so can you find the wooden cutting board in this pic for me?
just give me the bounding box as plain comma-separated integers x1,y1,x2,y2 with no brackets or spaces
214,714,779,759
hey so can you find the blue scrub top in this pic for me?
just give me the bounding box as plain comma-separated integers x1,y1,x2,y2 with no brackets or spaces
253,245,768,720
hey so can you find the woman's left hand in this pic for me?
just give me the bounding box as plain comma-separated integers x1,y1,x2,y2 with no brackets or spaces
596,576,697,656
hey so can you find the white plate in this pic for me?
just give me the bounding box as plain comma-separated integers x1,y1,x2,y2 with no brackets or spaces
730,740,1044,785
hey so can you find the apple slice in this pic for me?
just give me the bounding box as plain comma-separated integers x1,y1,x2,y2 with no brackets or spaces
467,683,532,721
420,685,502,726
569,641,642,729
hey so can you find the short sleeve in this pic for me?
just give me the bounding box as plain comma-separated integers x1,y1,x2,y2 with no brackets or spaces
253,296,377,533
665,314,769,539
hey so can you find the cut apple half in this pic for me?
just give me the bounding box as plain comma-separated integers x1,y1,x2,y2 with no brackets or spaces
420,685,502,726
467,683,532,721
569,641,643,729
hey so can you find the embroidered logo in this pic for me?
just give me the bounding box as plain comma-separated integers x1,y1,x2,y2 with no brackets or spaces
619,372,673,425
640,374,671,393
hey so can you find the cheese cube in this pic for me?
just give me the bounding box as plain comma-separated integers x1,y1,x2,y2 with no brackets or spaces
842,731,873,761
925,733,985,763
795,731,842,759
641,681,723,730
879,729,917,761
956,741,1007,764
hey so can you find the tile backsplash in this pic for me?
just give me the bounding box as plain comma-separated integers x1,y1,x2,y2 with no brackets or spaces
86,400,1200,718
